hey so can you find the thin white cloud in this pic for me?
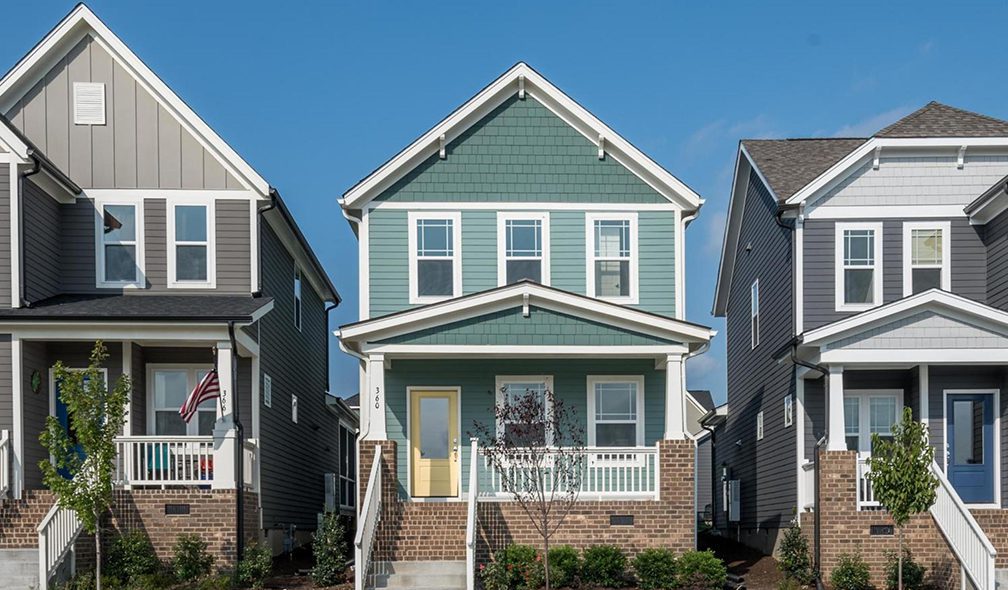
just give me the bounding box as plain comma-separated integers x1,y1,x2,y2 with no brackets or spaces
680,114,778,158
833,105,915,137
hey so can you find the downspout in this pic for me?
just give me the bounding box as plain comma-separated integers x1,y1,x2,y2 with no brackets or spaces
227,321,245,565
252,190,278,297
813,433,828,590
17,155,42,308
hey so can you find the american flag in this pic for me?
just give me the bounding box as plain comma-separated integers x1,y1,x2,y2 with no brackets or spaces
180,370,220,423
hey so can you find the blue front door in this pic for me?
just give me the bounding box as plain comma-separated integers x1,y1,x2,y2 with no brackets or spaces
946,393,996,504
54,375,86,477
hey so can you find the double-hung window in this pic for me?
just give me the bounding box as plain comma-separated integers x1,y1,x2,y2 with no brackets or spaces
835,222,883,311
496,376,553,446
97,201,143,287
843,390,902,453
168,201,214,288
408,212,461,303
902,221,950,296
587,376,644,447
149,366,216,436
339,423,356,509
586,213,638,302
750,280,760,349
498,213,549,285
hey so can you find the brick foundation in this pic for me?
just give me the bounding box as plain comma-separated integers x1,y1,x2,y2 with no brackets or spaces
359,439,696,563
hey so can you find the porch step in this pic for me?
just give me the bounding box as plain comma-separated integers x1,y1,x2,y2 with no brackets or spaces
373,561,466,590
0,549,40,590
995,569,1008,590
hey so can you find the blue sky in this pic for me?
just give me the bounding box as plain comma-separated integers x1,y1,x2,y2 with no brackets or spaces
6,1,1008,404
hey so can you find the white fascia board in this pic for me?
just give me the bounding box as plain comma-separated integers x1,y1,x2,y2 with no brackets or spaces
360,344,689,357
340,63,702,212
0,5,270,197
820,348,1008,365
0,125,29,161
1,321,232,341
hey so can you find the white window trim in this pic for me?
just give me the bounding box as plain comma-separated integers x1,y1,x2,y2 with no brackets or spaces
94,197,146,289
750,279,760,349
262,373,272,408
495,375,555,446
756,411,764,441
292,394,298,423
586,375,645,447
902,220,951,297
784,394,793,428
407,211,463,304
834,221,884,312
497,212,550,286
843,389,903,455
585,212,639,304
294,265,303,332
145,363,215,436
167,197,216,289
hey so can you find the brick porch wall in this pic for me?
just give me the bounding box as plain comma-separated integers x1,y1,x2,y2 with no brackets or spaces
799,451,959,590
359,439,695,563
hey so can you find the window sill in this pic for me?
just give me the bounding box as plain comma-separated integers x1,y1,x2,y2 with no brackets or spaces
591,294,639,305
409,294,458,305
835,302,881,313
167,281,217,289
96,280,144,289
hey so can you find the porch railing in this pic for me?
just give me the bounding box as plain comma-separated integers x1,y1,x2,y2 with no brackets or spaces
466,438,479,590
478,444,659,499
0,429,10,499
37,501,83,590
355,444,383,590
243,438,259,492
114,436,214,488
929,460,996,590
856,457,880,510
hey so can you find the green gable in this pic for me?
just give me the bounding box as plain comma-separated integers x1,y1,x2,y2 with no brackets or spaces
373,305,681,346
373,95,667,204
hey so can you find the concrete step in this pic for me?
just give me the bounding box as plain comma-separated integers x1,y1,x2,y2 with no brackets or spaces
0,549,40,590
372,561,466,590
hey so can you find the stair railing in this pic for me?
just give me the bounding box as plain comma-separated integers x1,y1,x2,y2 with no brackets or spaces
355,445,383,590
928,460,996,590
466,438,480,590
37,501,83,590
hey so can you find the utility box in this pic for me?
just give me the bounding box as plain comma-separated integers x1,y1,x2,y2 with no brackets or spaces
727,480,741,522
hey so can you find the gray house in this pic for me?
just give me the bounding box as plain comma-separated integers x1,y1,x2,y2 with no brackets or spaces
712,102,1008,589
0,6,350,588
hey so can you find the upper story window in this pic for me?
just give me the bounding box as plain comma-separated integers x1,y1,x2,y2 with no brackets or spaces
750,279,760,349
294,266,303,331
902,221,950,296
587,376,644,447
834,222,883,312
408,212,462,304
498,212,550,286
496,376,553,446
586,213,638,303
168,202,214,288
96,200,144,288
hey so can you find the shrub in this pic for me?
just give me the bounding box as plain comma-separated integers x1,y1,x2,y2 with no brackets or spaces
494,544,544,590
884,550,926,590
675,550,727,590
197,574,234,590
106,530,162,584
172,534,214,582
632,548,677,590
829,553,871,590
126,572,176,590
778,522,813,585
778,578,804,590
311,512,349,586
548,545,581,588
237,543,273,589
582,545,627,588
480,556,512,590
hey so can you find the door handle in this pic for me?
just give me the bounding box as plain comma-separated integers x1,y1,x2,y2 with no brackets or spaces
452,438,458,460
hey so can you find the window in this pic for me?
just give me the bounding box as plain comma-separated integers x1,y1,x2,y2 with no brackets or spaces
902,222,950,296
496,376,553,446
844,397,860,451
292,394,299,423
587,376,644,447
168,202,214,287
843,390,902,453
73,82,105,125
408,212,461,303
97,201,143,287
339,423,356,509
750,280,760,349
784,394,793,428
263,373,272,408
149,367,215,436
835,223,883,311
586,213,638,302
498,213,550,285
756,411,764,441
294,266,303,331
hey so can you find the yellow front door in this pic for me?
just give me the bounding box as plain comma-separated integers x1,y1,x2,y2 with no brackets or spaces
410,390,459,497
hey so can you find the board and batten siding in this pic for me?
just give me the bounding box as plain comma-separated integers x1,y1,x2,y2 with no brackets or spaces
5,35,242,190
715,170,796,541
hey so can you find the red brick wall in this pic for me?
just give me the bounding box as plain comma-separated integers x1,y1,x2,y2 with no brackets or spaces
0,490,55,547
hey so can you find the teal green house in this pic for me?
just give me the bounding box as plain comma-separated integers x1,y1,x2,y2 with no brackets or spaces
338,63,715,590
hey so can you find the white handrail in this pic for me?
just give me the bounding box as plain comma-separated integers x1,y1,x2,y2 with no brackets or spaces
114,435,214,487
0,429,10,499
466,438,479,590
929,461,996,590
479,446,658,498
355,445,383,590
37,502,83,590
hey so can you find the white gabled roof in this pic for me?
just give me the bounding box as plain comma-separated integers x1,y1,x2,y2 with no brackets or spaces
340,62,703,212
0,4,270,197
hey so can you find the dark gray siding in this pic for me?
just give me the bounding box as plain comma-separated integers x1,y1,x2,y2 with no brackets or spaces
23,180,62,302
0,336,12,441
696,436,713,514
0,170,10,308
714,170,796,546
984,210,1008,310
803,377,825,462
258,223,339,529
217,200,252,293
130,343,145,435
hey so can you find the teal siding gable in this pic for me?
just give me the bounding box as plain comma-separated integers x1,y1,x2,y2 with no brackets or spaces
374,305,681,346
373,95,667,204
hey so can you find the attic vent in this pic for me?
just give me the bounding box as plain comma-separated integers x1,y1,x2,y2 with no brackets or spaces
73,82,105,125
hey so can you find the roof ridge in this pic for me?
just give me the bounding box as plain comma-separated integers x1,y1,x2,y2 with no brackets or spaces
875,101,1008,137
742,137,868,142
874,101,936,136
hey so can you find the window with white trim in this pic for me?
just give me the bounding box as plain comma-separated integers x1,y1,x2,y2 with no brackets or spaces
835,223,883,310
150,367,215,436
408,212,461,303
496,376,553,446
498,213,549,285
756,411,764,440
294,266,303,331
902,222,950,296
784,394,793,428
168,203,213,286
586,213,637,302
98,202,143,286
750,280,760,349
843,390,901,453
587,376,644,447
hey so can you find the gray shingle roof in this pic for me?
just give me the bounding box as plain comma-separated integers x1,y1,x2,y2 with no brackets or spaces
688,389,715,412
742,138,867,201
876,102,1008,138
0,294,272,321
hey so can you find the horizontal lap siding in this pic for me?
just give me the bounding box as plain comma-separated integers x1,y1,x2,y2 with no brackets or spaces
551,211,586,295
985,210,1008,310
0,337,11,439
23,180,61,302
638,211,676,316
0,172,10,307
462,211,495,293
216,200,252,293
368,209,408,316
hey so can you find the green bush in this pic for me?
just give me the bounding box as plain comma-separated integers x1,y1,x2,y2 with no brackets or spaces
582,545,627,588
778,522,813,585
548,545,581,588
172,534,215,582
884,550,926,590
493,544,544,590
311,512,349,586
125,572,175,590
675,550,727,590
106,530,162,584
197,574,234,590
481,557,511,590
237,543,273,589
632,548,677,590
830,553,871,590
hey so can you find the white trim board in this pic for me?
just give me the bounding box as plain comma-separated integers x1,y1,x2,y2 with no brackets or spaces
833,221,884,313
496,211,550,287
407,211,463,305
585,212,639,305
166,196,217,289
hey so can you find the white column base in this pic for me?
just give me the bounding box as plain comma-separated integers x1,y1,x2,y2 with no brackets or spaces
212,424,238,490
827,365,846,451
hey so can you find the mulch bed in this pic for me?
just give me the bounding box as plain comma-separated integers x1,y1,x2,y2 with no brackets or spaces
261,546,352,590
700,534,785,590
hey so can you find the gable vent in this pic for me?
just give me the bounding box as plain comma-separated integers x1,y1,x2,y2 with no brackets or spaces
73,82,106,125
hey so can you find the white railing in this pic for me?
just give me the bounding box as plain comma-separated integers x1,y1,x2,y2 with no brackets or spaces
466,438,480,590
243,438,259,492
0,429,10,499
114,436,214,487
856,457,880,510
929,461,996,590
37,502,83,590
355,445,383,590
478,444,658,499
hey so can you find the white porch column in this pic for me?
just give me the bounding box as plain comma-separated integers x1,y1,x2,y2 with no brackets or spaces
827,365,846,451
11,334,22,499
664,354,686,440
212,340,237,489
122,341,132,436
919,364,929,431
363,354,387,441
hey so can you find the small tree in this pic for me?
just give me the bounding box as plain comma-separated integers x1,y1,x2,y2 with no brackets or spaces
471,386,585,590
868,407,938,590
39,341,130,590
